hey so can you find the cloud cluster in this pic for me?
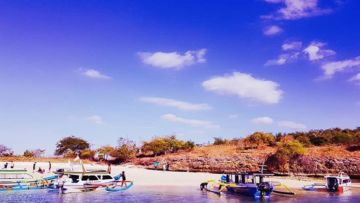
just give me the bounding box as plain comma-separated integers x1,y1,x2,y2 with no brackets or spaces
138,49,206,70
263,25,283,36
303,42,336,61
263,0,332,20
251,116,274,125
80,69,111,80
140,97,211,111
265,41,335,66
277,120,307,130
202,72,283,104
86,115,104,125
321,56,360,79
252,116,307,130
161,114,219,129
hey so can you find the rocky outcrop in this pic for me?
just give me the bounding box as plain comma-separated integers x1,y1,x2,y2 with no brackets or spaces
132,147,360,177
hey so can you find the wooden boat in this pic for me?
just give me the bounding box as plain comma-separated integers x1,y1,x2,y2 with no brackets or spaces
200,165,274,199
224,173,274,198
0,169,47,191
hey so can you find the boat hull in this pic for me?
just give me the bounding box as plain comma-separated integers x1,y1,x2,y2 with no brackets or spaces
227,184,272,198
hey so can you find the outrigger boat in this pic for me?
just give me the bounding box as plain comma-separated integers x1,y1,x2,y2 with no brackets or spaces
0,169,47,191
201,166,274,198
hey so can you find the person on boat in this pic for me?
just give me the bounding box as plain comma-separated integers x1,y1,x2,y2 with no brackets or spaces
33,162,37,172
4,162,8,169
48,161,51,172
120,171,127,187
10,161,14,169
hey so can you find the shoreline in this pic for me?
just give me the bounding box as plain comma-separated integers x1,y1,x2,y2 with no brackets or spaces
3,161,360,190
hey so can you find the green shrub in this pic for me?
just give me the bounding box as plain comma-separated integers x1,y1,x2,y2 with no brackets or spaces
141,136,194,156
23,150,35,157
266,140,306,172
213,137,228,145
243,132,275,148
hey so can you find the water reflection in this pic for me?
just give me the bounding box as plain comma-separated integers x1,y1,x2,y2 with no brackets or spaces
0,186,359,203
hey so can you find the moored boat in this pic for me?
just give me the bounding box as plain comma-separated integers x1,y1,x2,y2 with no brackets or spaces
0,169,47,191
224,173,274,198
51,169,117,193
325,172,351,192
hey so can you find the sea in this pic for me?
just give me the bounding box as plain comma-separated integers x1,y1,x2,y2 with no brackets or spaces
0,186,360,203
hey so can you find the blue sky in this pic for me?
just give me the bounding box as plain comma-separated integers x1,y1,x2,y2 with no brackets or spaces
0,0,360,154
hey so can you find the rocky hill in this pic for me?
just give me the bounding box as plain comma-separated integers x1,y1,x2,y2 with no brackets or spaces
132,144,360,177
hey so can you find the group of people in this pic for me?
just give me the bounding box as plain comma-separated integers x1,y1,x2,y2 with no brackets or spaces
2,161,15,169
32,161,52,173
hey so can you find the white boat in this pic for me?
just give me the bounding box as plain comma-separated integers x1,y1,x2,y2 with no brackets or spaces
52,170,118,193
325,172,351,192
0,169,45,191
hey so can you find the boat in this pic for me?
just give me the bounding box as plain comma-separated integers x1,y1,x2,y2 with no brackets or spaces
105,181,134,192
302,172,351,193
224,172,274,198
200,165,274,198
0,169,47,191
51,169,117,193
325,172,351,192
200,179,228,195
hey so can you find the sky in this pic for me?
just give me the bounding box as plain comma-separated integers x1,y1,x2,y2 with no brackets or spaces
0,0,360,154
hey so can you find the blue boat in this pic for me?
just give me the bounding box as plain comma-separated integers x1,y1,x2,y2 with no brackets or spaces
223,171,274,198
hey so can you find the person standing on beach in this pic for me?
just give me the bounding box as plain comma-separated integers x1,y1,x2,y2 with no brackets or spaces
4,162,8,169
48,161,51,172
107,162,111,174
10,161,14,169
33,162,36,172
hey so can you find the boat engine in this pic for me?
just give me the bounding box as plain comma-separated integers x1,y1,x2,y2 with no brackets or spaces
258,182,273,196
200,182,208,191
327,178,339,192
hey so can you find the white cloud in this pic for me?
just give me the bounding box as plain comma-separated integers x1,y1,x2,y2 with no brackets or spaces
266,41,335,66
138,49,206,69
303,42,335,61
263,0,332,20
349,73,360,83
278,120,306,130
139,97,211,111
86,115,104,125
228,114,239,119
161,114,219,129
321,56,360,78
80,69,111,79
202,72,283,104
282,41,302,51
265,53,300,66
251,116,274,125
263,25,283,36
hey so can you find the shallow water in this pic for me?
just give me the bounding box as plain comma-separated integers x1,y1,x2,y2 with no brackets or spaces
0,186,360,203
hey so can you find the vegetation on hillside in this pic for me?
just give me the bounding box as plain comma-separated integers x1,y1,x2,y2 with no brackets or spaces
141,136,194,156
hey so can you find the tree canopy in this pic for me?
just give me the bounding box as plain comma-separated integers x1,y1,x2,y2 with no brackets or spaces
0,144,13,156
55,136,90,156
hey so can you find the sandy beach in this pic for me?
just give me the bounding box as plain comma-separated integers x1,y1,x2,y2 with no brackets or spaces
4,161,360,190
